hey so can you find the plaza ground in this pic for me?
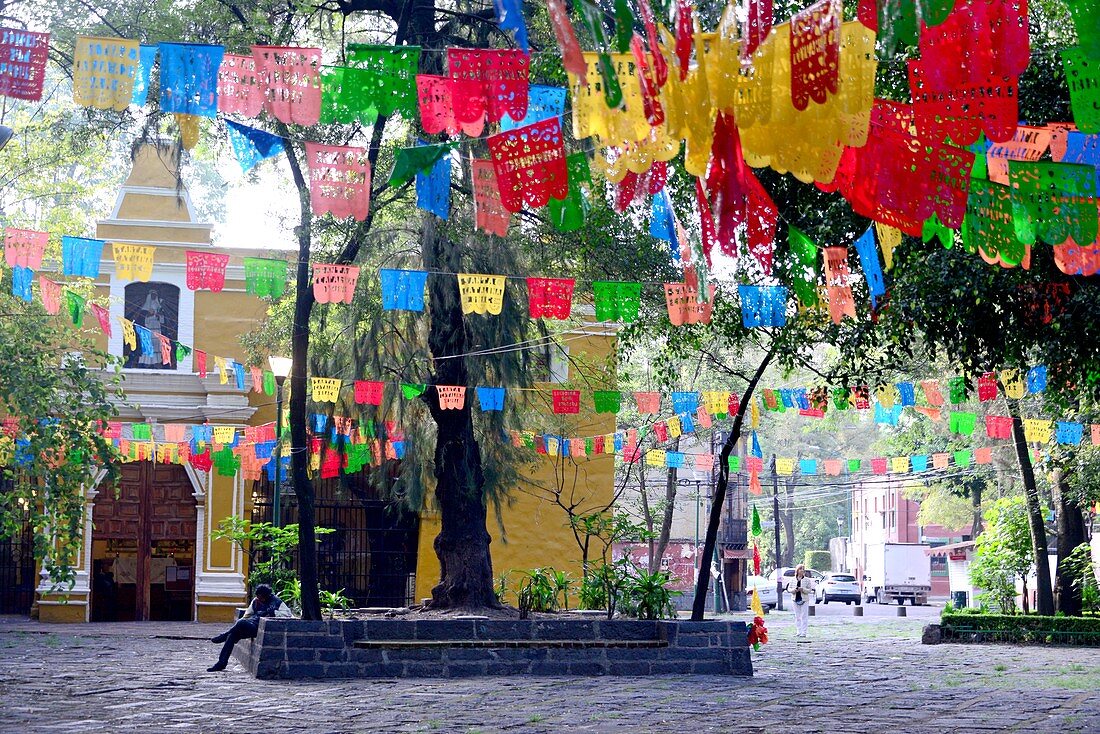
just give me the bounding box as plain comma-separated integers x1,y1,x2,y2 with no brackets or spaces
1,605,1097,734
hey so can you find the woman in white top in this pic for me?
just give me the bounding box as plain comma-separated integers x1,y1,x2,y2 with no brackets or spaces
785,564,815,640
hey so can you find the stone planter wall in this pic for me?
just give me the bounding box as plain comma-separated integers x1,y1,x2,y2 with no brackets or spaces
233,618,753,679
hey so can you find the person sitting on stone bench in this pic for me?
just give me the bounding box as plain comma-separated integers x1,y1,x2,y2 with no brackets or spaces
208,583,294,672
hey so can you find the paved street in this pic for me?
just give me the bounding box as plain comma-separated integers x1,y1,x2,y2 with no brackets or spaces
1,610,1097,733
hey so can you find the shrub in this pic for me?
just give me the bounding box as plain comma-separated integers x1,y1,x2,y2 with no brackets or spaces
517,568,559,617
940,610,1100,646
804,551,832,573
624,568,682,620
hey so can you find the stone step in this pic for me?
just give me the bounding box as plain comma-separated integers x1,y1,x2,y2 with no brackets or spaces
353,639,669,650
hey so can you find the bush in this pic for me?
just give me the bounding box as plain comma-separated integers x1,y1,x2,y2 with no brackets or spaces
940,609,1100,646
804,551,832,573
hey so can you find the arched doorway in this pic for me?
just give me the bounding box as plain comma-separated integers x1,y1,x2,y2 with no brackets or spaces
91,461,197,621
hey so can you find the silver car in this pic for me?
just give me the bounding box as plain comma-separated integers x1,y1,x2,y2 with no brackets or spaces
816,572,861,604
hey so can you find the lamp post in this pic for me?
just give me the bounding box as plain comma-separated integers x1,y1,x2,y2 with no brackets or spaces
268,356,292,529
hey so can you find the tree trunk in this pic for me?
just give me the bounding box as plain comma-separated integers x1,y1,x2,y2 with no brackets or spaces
782,477,795,568
422,219,498,610
1021,576,1029,615
691,348,775,621
1054,469,1087,617
1008,407,1054,615
652,439,679,574
638,455,655,573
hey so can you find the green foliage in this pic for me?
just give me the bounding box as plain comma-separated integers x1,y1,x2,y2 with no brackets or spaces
969,497,1036,613
517,567,560,617
1063,544,1100,616
941,609,1100,646
804,551,832,573
211,517,334,601
319,588,351,619
578,566,610,612
0,291,123,590
495,572,509,605
620,567,681,620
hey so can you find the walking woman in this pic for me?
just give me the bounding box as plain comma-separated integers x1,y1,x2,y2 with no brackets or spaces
785,565,815,641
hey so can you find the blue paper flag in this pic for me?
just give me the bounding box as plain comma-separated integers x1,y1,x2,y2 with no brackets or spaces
896,382,916,407
650,190,679,259
380,268,429,311
265,454,291,482
1027,365,1047,393
800,459,817,475
132,45,158,105
751,431,762,459
738,285,788,328
501,86,566,131
492,0,529,53
225,120,286,172
415,142,451,219
1056,422,1083,445
1062,132,1100,189
614,432,624,451
679,411,695,434
61,236,105,278
671,391,699,414
476,386,506,411
794,389,810,410
666,451,685,468
158,42,224,116
310,413,329,435
233,361,246,390
192,424,213,443
134,323,155,357
14,438,32,466
255,441,276,460
392,441,406,459
11,265,32,301
911,455,928,472
779,389,797,409
874,402,903,426
854,228,886,309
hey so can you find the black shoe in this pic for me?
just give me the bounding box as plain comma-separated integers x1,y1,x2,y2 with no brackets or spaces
211,634,228,644
207,663,227,672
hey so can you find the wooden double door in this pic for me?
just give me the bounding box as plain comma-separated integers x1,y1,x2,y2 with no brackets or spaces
92,462,197,621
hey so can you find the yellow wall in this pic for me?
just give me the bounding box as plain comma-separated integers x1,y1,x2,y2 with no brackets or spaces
414,326,619,603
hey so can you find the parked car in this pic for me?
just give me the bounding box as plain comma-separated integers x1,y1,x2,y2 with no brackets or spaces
816,572,861,604
768,567,825,585
746,575,778,609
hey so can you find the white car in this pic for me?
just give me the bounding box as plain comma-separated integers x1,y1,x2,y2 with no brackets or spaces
747,575,778,609
768,567,825,586
816,572,861,604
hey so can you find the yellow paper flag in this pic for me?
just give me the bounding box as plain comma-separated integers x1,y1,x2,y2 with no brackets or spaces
875,222,901,270
73,36,141,111
646,449,667,467
1001,369,1026,399
1023,419,1053,444
776,457,795,475
751,587,764,618
113,243,155,281
457,274,506,315
311,377,341,403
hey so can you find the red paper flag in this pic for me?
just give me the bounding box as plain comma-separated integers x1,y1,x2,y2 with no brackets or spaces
158,333,172,365
789,0,841,110
918,0,1030,86
185,250,230,292
312,263,360,304
743,0,774,60
653,421,669,442
90,302,112,337
417,75,460,136
665,280,716,326
472,158,511,236
39,277,61,315
217,53,264,117
251,46,322,125
977,372,998,401
354,380,384,405
674,0,694,81
487,116,568,212
986,415,1013,439
909,60,1018,146
695,178,720,267
629,34,664,126
195,350,207,378
635,0,668,87
823,247,856,323
552,389,581,414
190,449,212,472
728,392,741,415
305,143,371,221
527,277,575,319
871,457,888,474
615,171,642,213
4,227,48,270
635,391,661,413
0,28,49,101
250,366,263,393
975,447,993,464
1054,240,1100,277
546,0,588,83
448,49,529,136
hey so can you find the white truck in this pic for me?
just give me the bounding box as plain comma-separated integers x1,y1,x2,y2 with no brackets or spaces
861,542,932,605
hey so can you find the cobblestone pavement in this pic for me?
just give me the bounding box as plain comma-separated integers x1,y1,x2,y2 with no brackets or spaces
1,612,1098,734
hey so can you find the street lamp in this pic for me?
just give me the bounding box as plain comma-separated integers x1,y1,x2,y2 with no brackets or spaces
268,356,292,528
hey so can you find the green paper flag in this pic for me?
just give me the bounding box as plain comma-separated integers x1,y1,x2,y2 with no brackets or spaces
263,370,275,396
213,446,240,477
1009,160,1098,246
962,179,1028,267
614,0,633,53
131,423,152,440
1062,48,1100,134
66,290,86,327
728,455,740,473
847,459,862,473
579,0,623,108
832,387,850,411
549,153,591,232
593,390,622,413
175,342,192,363
922,214,954,249
320,45,420,124
751,505,762,537
593,281,642,322
389,143,458,188
244,258,288,298
788,226,819,308
953,449,972,468
948,376,968,404
1063,0,1100,58
949,410,977,436
401,383,427,400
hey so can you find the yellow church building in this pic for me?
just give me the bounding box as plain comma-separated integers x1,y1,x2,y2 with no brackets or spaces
22,143,617,624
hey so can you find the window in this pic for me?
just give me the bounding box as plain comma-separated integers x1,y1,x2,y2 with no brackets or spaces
123,282,180,370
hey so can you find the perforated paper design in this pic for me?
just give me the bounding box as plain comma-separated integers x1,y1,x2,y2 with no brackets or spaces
243,257,288,298
963,178,1029,268
458,274,506,315
312,263,360,304
380,268,428,311
1008,161,1098,246
73,37,140,111
305,143,371,221
487,116,568,212
738,285,788,327
1063,48,1100,135
436,386,466,410
552,390,581,414
908,59,1017,145
252,46,322,125
569,53,650,148
185,250,229,292
593,281,641,322
665,281,716,326
789,0,841,110
159,43,223,116
447,49,529,136
0,28,49,101
526,277,574,319
216,53,263,117
549,152,591,232
4,228,47,270
472,159,511,236
113,243,155,281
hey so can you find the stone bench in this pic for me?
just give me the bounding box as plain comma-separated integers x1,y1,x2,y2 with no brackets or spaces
233,618,753,679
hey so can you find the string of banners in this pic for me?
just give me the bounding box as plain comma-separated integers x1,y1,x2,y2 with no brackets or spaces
1,0,1098,284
